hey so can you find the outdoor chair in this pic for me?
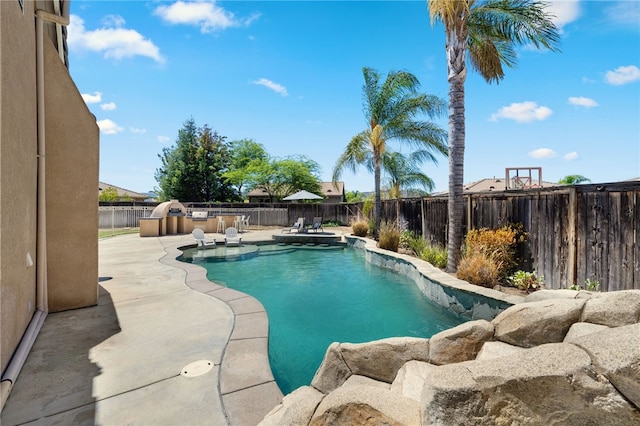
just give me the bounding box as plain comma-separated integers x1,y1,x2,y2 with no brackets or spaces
283,217,304,233
241,215,250,232
224,226,242,246
216,217,226,233
310,217,323,233
192,228,216,249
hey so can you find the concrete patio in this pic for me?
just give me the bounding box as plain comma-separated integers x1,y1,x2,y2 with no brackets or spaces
1,227,350,425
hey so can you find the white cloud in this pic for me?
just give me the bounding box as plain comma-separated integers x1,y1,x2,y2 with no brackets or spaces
545,0,581,29
82,91,102,103
97,119,124,135
157,135,171,143
605,1,640,26
605,65,640,86
489,101,552,123
564,152,578,160
568,97,598,108
251,78,288,96
154,1,259,33
68,15,165,63
529,148,557,159
100,102,117,111
130,127,147,134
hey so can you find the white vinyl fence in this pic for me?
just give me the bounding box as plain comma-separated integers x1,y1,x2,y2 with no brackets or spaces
99,206,289,230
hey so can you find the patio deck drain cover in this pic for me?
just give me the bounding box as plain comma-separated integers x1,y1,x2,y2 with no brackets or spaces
180,360,213,377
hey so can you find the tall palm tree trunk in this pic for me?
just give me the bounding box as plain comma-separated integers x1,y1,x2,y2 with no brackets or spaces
374,159,382,239
447,77,465,271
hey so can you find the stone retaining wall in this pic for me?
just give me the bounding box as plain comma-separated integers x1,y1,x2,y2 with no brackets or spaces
345,235,522,320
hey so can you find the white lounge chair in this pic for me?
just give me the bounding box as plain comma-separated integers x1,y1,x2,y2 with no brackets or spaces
224,227,242,246
310,217,323,233
192,228,216,248
283,217,304,233
241,215,250,232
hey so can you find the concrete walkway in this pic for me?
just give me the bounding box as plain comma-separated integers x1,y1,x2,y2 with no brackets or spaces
1,227,349,425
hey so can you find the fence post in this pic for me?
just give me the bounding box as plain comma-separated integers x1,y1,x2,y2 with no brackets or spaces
466,194,472,231
567,187,577,287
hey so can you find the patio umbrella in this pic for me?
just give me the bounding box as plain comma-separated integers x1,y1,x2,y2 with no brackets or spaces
282,190,323,201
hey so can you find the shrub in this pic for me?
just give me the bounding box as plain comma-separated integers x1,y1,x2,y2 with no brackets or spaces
508,270,543,292
399,230,415,250
418,244,447,269
463,225,522,280
457,253,501,288
351,219,369,237
377,222,400,252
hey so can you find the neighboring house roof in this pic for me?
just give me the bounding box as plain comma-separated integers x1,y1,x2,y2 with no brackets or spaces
99,182,148,201
432,177,558,196
319,181,345,199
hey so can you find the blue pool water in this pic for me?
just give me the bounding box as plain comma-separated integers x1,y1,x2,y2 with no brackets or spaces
180,244,464,394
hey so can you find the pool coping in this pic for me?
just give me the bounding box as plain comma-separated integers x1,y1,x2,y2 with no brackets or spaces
163,233,525,424
161,240,284,426
344,235,525,320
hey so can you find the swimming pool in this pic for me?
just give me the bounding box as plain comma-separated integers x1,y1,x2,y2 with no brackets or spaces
180,244,465,394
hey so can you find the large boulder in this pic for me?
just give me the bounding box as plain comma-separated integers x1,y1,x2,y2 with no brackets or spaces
311,343,352,394
570,323,640,410
391,360,437,403
259,386,324,426
475,340,527,361
311,384,421,426
493,299,585,347
428,320,494,365
421,343,640,425
340,337,430,383
563,322,610,343
580,290,640,327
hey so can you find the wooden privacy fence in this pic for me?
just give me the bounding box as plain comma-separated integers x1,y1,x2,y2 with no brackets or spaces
383,182,639,292
99,181,638,291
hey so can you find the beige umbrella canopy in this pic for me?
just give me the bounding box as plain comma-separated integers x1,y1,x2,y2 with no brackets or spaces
282,190,323,201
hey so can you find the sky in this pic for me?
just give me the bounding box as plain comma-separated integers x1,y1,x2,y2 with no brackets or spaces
67,0,640,194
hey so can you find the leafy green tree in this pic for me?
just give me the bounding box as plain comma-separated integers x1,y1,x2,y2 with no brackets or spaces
223,139,269,199
558,174,590,185
250,156,321,202
99,187,119,202
155,118,239,202
427,0,560,271
383,151,437,199
345,190,366,203
333,67,447,238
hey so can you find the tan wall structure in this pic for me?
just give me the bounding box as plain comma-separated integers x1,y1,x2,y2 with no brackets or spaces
0,0,99,409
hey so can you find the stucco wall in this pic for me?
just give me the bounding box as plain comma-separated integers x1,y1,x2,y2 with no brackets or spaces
44,37,99,312
0,0,39,376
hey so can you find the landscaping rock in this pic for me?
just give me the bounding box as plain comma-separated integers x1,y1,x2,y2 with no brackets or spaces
475,340,526,361
259,386,324,426
341,374,390,390
311,384,420,426
580,290,640,327
493,298,585,347
428,320,494,365
563,322,610,343
391,360,436,403
570,323,640,410
311,343,352,394
523,289,579,302
340,337,430,383
421,343,640,425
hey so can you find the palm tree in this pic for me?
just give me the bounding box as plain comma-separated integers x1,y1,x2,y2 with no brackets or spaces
333,67,447,238
383,150,437,199
427,0,560,272
558,174,590,185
